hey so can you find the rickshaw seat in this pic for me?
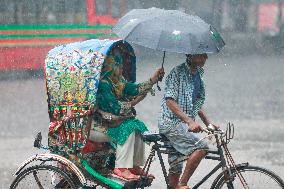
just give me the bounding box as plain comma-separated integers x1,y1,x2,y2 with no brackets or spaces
141,132,169,143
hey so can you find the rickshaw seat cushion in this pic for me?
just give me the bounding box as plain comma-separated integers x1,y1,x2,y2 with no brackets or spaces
82,140,109,154
141,131,169,143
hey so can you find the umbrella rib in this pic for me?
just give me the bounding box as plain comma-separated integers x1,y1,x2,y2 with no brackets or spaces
155,26,165,51
123,21,143,43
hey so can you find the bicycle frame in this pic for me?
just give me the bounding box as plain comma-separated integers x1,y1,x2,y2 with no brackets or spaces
16,125,245,189
143,127,243,189
13,126,283,189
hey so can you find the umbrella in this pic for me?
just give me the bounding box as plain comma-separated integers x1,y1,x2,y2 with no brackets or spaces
113,7,225,55
112,7,225,89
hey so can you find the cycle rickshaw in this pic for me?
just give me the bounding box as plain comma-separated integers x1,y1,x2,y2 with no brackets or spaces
10,39,284,189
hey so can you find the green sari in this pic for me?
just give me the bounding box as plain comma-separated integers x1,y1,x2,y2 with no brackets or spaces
96,78,153,145
95,51,154,145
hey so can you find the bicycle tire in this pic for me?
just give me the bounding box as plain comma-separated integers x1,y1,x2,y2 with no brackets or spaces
10,164,76,189
211,165,284,189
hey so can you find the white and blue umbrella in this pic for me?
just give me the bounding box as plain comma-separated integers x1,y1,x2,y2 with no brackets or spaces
113,7,225,55
113,7,225,89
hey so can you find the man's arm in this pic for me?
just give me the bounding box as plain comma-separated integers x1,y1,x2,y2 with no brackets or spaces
166,98,203,132
198,107,210,126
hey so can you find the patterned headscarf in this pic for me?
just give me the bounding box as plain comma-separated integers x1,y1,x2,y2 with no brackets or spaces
101,52,126,98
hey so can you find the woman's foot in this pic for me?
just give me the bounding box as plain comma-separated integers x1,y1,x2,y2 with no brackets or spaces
113,168,140,180
175,186,190,189
129,166,155,179
175,183,190,189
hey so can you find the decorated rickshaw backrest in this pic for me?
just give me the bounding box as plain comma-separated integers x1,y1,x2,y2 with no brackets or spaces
45,39,136,157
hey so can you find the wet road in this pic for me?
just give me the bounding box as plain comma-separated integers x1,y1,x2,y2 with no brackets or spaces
0,54,283,188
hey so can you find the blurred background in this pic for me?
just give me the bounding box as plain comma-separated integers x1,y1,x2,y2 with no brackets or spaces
1,0,284,74
0,0,283,188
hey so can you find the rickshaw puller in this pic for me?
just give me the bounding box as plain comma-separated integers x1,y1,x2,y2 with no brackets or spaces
159,54,219,189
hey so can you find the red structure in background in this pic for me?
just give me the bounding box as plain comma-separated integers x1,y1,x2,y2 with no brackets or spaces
0,0,125,71
0,47,51,71
86,0,124,25
257,3,284,36
87,0,97,25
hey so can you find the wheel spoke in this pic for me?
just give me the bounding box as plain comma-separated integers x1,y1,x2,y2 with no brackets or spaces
10,165,75,189
214,166,284,189
33,171,45,189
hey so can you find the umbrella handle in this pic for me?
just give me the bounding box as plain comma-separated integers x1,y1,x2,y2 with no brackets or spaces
157,83,161,91
156,51,166,91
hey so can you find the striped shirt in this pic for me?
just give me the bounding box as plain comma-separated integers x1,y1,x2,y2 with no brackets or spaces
158,62,205,132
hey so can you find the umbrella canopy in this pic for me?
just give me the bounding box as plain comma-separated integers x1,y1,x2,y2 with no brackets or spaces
113,7,225,54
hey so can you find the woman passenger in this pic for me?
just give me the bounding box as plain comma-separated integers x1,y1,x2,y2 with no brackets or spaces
94,48,164,180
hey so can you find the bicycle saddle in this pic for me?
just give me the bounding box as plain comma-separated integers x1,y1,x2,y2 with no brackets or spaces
141,131,169,143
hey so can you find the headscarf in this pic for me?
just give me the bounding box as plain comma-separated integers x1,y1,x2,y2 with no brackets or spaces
101,50,126,98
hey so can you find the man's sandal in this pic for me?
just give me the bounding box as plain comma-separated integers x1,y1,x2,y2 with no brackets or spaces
113,168,140,180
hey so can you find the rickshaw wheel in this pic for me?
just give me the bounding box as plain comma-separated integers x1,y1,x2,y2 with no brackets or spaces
10,164,76,189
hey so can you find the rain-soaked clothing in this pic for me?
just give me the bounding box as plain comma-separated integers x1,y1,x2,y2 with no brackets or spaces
96,79,153,145
96,53,154,145
158,62,208,174
163,123,208,174
158,62,205,132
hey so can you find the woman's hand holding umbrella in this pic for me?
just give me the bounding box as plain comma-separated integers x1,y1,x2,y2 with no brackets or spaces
129,68,164,107
149,67,165,91
150,67,165,84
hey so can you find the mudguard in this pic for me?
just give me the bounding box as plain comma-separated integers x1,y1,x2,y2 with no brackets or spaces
14,153,87,185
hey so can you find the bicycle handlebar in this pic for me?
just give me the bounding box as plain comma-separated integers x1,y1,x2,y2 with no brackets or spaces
194,123,235,146
193,125,226,146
